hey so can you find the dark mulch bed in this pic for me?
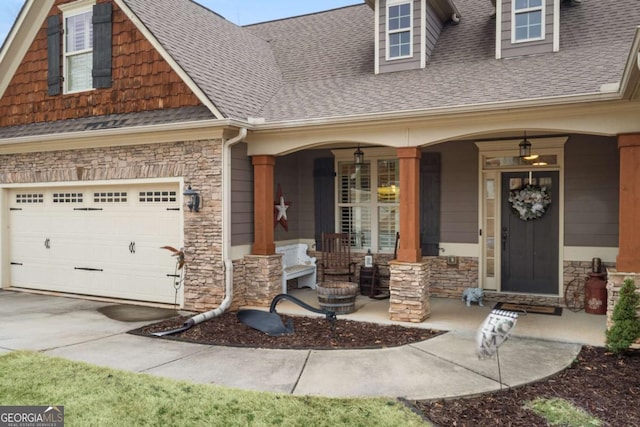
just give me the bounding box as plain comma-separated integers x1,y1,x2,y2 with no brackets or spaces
129,311,442,349
131,313,640,426
413,346,640,426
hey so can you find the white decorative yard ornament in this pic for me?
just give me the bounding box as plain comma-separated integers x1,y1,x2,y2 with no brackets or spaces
476,309,519,359
476,309,519,390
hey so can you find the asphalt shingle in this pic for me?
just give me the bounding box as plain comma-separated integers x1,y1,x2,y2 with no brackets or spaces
122,0,283,120
248,0,639,121
10,0,633,128
0,106,214,139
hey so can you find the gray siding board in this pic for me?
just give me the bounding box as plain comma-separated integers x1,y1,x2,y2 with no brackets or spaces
564,135,619,247
424,141,479,244
501,0,554,59
230,143,254,246
424,3,442,62
273,150,322,242
296,150,318,240
565,233,619,248
379,60,422,73
231,192,253,203
274,155,300,241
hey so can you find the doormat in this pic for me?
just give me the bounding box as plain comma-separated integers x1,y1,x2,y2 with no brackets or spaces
493,302,562,316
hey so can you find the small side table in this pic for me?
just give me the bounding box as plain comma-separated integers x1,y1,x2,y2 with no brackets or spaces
359,265,379,297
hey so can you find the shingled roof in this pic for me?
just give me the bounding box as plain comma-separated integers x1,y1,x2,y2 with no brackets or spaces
124,0,639,123
122,0,283,120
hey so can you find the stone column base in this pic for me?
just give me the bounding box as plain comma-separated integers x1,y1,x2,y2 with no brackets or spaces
243,254,282,307
606,269,640,329
389,260,430,323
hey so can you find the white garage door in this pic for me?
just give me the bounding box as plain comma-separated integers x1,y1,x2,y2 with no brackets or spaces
8,184,183,305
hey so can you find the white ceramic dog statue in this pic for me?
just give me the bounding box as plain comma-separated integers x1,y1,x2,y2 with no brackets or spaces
462,287,484,307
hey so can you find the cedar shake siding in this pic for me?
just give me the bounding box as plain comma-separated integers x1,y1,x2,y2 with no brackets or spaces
0,0,201,127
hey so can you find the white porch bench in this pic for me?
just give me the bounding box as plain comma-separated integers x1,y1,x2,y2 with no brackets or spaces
276,243,317,293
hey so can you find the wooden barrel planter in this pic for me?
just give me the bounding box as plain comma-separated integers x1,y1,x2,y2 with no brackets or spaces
316,281,358,315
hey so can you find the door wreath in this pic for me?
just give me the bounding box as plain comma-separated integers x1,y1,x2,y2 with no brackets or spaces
508,184,551,221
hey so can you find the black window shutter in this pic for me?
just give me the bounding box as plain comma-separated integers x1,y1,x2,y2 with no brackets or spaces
47,15,61,96
420,152,441,256
313,158,336,251
92,3,112,89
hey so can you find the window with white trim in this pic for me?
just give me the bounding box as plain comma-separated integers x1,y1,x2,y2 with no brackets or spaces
512,0,544,43
337,157,399,252
63,3,94,93
387,1,412,59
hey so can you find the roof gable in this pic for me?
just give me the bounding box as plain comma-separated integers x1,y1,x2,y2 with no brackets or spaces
122,0,283,120
0,0,55,101
0,0,209,128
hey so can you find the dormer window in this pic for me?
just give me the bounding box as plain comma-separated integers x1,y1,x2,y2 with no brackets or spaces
512,0,544,43
64,4,94,93
387,0,412,59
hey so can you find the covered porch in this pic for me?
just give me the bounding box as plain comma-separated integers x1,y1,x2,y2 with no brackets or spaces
237,128,640,323
260,287,607,347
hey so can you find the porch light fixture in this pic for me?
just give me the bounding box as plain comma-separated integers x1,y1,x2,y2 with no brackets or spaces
354,145,364,165
183,185,200,212
519,132,539,160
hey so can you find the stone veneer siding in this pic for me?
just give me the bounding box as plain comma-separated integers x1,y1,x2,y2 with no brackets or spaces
387,257,611,309
243,255,283,306
0,139,228,312
0,0,201,127
389,261,430,322
428,256,479,299
606,270,640,331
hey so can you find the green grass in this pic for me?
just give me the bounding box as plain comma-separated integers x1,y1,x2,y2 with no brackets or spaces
526,397,602,427
0,352,428,426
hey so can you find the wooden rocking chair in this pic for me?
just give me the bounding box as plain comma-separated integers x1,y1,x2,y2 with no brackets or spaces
318,233,357,283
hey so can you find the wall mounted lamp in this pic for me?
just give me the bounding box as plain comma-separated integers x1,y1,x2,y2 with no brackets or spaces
183,185,200,212
354,145,364,165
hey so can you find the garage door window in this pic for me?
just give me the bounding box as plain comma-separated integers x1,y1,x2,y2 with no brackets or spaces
94,192,127,203
16,193,44,204
139,191,177,203
53,193,84,203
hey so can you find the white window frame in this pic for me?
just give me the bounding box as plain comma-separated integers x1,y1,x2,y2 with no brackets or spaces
333,148,399,254
60,0,96,94
386,0,413,60
511,0,545,44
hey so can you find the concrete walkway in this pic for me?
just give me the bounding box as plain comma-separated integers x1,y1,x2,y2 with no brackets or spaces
0,290,582,399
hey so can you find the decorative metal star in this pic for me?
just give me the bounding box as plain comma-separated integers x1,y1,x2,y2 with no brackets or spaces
274,184,291,231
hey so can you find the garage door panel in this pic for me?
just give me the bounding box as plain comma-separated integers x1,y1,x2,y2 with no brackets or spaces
8,185,183,305
11,264,80,294
70,262,180,304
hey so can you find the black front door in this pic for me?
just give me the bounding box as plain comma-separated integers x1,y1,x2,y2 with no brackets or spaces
501,171,559,294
